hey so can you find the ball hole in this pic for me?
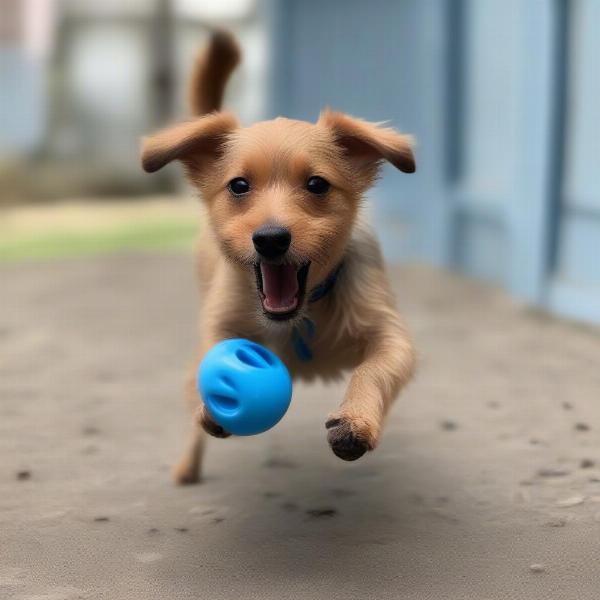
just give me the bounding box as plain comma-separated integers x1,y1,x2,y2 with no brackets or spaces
209,393,239,415
249,344,274,366
235,347,270,368
220,375,236,392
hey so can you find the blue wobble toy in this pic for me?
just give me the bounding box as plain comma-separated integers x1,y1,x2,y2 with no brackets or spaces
198,339,292,436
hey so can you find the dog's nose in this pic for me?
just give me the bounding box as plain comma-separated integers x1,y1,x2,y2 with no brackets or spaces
252,225,291,259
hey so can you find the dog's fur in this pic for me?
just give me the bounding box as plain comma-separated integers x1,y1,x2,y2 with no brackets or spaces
141,31,417,484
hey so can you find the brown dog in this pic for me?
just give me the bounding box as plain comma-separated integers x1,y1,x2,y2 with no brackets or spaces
141,31,417,484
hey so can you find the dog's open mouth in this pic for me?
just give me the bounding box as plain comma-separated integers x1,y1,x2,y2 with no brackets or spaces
254,262,310,320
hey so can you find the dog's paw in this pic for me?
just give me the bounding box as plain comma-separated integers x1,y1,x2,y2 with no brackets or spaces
196,406,231,439
325,415,376,461
172,460,201,486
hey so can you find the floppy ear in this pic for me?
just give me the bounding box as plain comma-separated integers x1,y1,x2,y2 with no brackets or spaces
318,109,415,174
140,111,238,173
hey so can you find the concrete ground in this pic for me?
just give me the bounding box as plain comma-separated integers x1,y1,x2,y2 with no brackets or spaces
2,252,600,600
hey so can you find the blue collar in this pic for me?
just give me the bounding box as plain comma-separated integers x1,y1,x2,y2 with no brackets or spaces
292,263,343,362
308,263,343,303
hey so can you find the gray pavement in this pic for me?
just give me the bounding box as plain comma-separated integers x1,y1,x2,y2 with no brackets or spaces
2,253,600,599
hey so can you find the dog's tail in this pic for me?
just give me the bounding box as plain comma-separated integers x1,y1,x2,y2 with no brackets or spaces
188,30,241,116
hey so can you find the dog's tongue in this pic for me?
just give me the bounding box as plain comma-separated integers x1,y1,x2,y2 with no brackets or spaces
260,263,299,312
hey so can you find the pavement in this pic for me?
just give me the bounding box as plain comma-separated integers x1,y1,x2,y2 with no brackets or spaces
2,252,600,600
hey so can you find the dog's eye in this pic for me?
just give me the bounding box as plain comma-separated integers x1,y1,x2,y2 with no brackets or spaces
228,177,251,196
306,176,330,195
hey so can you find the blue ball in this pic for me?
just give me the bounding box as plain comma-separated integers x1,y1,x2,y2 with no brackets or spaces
198,339,292,436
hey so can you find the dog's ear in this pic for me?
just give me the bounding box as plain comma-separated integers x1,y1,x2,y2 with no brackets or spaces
319,109,415,174
141,111,238,173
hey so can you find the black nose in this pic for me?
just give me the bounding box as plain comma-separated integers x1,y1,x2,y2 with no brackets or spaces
252,225,291,259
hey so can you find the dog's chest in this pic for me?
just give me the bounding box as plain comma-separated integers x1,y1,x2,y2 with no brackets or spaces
267,321,362,381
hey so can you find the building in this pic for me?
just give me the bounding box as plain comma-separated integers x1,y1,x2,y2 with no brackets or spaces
269,0,600,325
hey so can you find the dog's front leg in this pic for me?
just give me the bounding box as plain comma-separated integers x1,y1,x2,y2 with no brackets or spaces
326,317,415,461
172,328,234,485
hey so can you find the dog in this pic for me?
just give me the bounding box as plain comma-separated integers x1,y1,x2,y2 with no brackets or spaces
141,31,417,484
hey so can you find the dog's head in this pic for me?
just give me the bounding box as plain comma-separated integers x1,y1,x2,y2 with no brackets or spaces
141,109,415,323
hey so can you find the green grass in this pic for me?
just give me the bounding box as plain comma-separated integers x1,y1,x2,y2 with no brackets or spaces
0,219,198,261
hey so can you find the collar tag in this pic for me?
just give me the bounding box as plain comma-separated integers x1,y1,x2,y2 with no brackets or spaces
291,263,342,362
292,317,316,362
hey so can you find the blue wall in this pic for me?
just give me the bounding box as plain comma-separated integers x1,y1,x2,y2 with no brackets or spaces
269,0,600,325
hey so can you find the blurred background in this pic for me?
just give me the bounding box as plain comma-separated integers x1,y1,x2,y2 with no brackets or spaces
1,0,599,326
3,5,600,596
